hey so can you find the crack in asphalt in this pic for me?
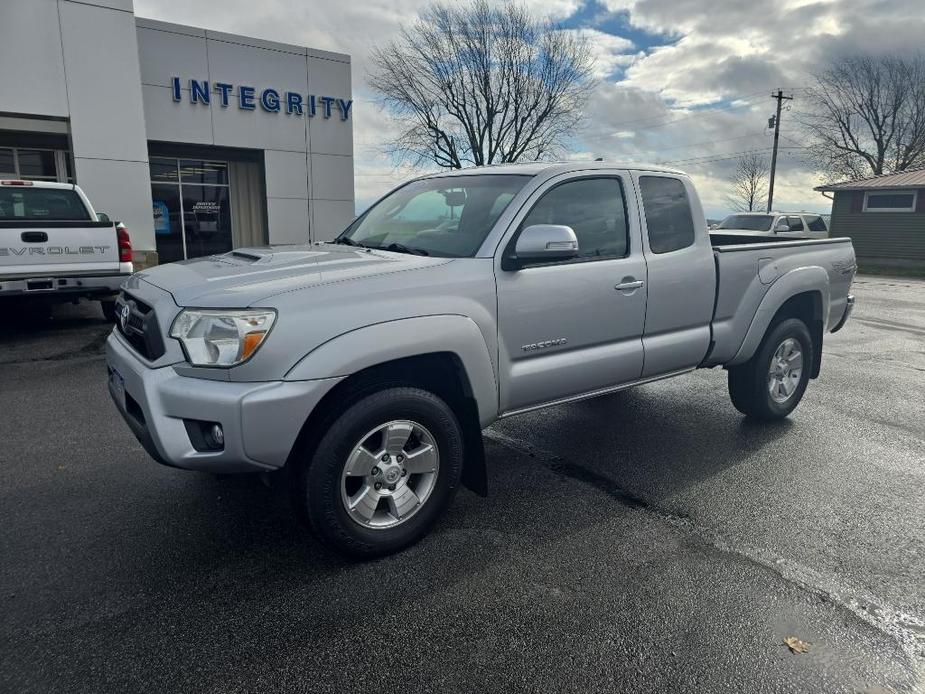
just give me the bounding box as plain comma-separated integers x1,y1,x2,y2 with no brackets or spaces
855,317,925,337
484,428,925,667
0,330,109,366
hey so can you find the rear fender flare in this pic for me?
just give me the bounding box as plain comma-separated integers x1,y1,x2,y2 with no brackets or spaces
728,267,829,366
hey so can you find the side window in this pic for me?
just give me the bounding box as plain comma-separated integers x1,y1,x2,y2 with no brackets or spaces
787,216,805,232
639,176,695,253
805,215,827,232
520,177,628,260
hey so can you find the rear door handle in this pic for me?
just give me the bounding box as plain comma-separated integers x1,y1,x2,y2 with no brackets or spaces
615,280,644,291
21,231,48,242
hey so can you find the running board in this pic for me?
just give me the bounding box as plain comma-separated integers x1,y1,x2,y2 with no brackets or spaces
499,367,695,419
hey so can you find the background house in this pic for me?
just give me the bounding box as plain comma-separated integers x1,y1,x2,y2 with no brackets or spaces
816,169,925,270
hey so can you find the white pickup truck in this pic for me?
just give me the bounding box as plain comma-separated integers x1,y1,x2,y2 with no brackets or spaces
711,211,830,240
0,180,133,320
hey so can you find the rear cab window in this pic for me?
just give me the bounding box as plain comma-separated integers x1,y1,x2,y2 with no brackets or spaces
639,176,695,253
0,187,90,221
804,215,827,232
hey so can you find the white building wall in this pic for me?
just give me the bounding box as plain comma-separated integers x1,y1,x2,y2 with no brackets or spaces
135,19,355,245
0,0,155,251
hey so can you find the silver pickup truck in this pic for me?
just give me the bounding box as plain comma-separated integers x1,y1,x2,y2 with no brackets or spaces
105,162,856,557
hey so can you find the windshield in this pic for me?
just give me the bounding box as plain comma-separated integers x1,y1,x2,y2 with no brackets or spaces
716,214,774,231
340,174,531,257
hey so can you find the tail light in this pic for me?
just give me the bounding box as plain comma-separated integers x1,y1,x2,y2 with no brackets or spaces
117,225,133,263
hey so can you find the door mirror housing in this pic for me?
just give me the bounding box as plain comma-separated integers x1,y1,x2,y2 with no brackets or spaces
505,224,579,270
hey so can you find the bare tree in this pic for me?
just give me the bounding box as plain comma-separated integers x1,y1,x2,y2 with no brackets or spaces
368,1,595,169
801,54,925,182
726,152,769,211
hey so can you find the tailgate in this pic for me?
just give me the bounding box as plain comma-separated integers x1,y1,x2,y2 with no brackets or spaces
0,221,119,278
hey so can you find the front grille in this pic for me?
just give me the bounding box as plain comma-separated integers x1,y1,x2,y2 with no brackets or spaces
115,292,165,361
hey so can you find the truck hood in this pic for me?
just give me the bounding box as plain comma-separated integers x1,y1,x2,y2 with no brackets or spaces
138,243,452,306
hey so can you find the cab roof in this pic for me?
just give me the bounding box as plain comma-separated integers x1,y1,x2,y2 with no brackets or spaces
416,161,688,179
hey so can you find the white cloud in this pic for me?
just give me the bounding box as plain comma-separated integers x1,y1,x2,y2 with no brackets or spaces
135,0,925,216
560,28,636,79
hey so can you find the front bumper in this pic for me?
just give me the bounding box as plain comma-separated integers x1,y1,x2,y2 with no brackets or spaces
105,331,342,473
831,294,855,333
0,272,130,297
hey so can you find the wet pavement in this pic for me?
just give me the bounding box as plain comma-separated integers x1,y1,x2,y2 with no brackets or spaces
1,276,923,693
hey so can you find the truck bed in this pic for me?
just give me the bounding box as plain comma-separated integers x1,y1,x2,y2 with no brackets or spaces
704,236,856,367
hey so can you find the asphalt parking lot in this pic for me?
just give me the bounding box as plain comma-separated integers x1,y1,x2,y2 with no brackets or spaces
1,276,923,693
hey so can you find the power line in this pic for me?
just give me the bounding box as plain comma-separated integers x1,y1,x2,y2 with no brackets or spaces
659,145,804,167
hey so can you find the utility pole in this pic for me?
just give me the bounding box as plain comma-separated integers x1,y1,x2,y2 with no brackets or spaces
766,89,793,212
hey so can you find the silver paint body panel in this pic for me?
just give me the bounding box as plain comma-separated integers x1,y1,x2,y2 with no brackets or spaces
105,162,856,472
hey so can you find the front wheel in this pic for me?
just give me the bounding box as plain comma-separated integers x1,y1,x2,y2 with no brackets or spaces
728,318,813,420
296,387,464,559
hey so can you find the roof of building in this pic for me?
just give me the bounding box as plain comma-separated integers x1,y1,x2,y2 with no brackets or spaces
814,167,925,192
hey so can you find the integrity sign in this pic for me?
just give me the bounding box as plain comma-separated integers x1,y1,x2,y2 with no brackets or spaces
170,77,353,121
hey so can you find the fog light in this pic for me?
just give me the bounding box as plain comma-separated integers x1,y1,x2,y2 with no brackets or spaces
183,419,225,452
210,423,224,447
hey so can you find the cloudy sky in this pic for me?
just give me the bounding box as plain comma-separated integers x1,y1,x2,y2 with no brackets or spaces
134,0,925,219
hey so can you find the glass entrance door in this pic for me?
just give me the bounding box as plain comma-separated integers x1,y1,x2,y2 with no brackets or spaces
150,158,233,262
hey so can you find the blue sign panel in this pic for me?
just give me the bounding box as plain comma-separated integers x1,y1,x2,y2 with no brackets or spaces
170,77,353,121
152,200,171,236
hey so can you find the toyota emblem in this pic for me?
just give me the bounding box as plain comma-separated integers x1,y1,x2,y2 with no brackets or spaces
118,303,131,331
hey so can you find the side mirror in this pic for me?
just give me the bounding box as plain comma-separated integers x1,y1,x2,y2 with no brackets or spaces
97,212,111,223
774,220,789,232
507,224,579,269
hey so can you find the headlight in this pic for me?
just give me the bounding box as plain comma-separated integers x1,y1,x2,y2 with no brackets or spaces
169,309,276,367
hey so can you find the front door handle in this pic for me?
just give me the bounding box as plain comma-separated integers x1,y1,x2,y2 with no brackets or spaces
615,280,644,291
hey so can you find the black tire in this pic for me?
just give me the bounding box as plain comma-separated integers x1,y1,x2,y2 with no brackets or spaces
100,299,117,322
296,387,464,559
728,317,813,420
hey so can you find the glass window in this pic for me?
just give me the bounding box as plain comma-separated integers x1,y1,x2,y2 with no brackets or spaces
805,215,827,232
181,184,232,258
17,150,57,179
864,191,916,211
787,216,805,232
640,176,695,253
150,159,179,183
151,184,184,264
0,149,15,176
179,160,228,185
716,214,774,231
0,187,90,220
520,177,628,260
344,175,530,257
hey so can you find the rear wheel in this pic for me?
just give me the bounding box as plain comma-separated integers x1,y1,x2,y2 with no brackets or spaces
296,387,464,559
728,318,812,420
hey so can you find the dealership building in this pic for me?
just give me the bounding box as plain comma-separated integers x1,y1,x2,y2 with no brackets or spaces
0,0,355,268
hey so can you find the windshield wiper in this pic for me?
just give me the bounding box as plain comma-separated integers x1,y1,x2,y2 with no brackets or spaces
332,236,360,246
381,242,429,256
